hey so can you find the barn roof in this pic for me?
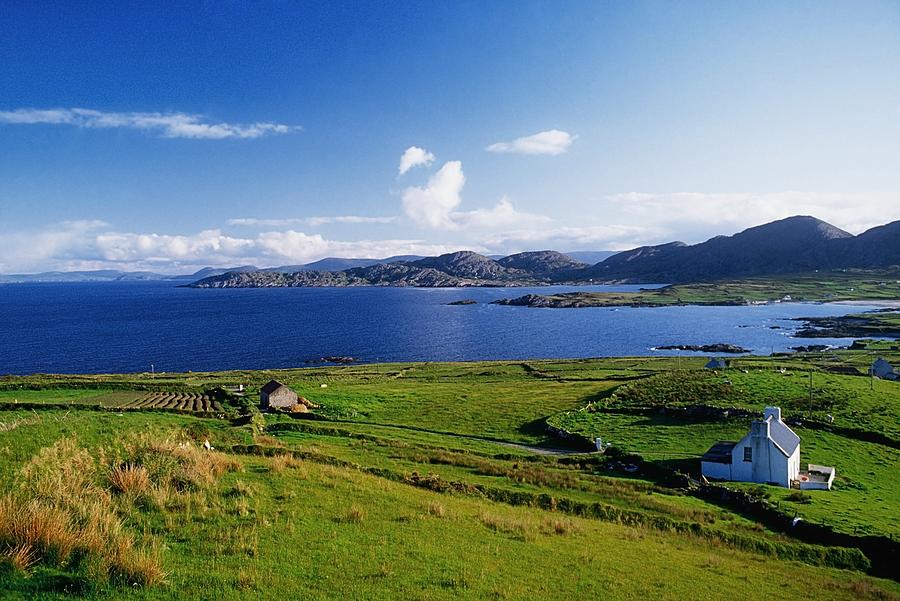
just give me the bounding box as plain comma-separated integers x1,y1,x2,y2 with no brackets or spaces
701,441,736,464
260,380,286,394
872,358,894,375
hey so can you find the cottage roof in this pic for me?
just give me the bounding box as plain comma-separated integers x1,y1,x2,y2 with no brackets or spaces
705,358,727,369
701,441,736,464
765,415,800,457
260,380,286,394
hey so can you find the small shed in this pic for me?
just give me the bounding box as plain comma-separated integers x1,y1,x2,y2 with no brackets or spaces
705,358,728,370
260,380,298,410
870,358,898,380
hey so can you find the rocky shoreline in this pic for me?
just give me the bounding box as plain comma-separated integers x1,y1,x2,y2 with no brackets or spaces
792,310,900,339
653,343,751,354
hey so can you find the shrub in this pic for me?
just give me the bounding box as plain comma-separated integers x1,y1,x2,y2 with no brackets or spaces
785,491,812,504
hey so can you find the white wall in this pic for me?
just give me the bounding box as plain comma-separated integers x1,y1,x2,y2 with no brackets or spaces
729,422,793,488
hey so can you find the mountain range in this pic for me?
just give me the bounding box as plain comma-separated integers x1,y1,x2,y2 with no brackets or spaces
189,216,900,288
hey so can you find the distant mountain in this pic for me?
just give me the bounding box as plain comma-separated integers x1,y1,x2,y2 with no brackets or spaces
562,250,618,265
189,250,574,288
582,216,871,283
178,265,259,280
497,251,587,278
0,269,169,283
263,255,426,272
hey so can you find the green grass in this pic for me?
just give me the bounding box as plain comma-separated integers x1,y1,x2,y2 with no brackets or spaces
0,413,896,600
1,356,899,598
0,389,141,407
549,368,900,538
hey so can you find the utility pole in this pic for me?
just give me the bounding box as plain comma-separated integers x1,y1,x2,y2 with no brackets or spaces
808,368,813,418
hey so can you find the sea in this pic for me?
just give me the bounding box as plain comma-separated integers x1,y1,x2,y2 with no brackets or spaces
0,281,883,375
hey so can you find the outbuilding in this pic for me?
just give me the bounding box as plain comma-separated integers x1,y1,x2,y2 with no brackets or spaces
870,358,898,381
259,380,298,410
704,358,728,370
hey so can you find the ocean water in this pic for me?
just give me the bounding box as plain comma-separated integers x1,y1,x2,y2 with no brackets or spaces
0,281,881,375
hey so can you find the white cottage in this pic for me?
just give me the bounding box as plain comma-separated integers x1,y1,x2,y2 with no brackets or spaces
701,407,833,489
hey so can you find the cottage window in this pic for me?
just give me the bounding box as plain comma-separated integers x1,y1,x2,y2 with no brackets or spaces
743,447,752,462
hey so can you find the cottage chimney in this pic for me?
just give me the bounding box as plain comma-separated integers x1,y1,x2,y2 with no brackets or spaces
763,407,781,422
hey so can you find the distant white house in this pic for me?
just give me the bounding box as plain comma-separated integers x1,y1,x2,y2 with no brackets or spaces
870,358,898,381
701,407,835,490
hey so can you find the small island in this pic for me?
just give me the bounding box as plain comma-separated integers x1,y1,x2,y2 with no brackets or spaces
447,299,477,305
654,343,750,354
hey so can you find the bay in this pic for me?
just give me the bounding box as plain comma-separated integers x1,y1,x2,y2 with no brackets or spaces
0,281,882,375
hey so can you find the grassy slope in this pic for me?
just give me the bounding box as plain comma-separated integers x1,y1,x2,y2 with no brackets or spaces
549,365,900,538
0,412,895,601
1,355,899,598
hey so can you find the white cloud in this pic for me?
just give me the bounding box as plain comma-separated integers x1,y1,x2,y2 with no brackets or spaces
486,129,576,156
605,191,900,242
95,230,256,262
398,146,436,175
0,220,109,272
0,222,472,273
0,107,298,139
482,224,666,253
255,231,470,263
228,216,398,227
452,196,551,229
401,161,466,229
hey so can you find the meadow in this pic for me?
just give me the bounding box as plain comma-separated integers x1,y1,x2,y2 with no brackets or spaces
1,350,898,599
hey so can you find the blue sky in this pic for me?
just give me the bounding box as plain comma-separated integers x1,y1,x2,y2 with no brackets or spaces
1,1,899,272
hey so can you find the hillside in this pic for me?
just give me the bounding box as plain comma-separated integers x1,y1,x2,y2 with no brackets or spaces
189,250,574,288
0,354,898,598
583,216,900,283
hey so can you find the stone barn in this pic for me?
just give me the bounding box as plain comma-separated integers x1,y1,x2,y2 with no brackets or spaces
259,380,298,410
870,358,897,380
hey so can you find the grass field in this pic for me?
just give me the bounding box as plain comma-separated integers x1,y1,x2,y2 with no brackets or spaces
1,353,898,599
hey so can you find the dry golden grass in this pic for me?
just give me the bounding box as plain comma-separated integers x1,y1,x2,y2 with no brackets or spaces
426,501,446,518
269,453,305,473
1,542,38,573
108,463,151,498
121,434,241,492
336,505,365,524
0,437,172,587
253,434,285,447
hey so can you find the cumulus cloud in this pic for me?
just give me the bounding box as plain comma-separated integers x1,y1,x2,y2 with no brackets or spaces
452,196,551,229
0,222,470,273
228,216,398,227
255,231,468,263
398,146,436,175
486,129,576,155
401,161,466,229
0,220,109,272
94,230,255,262
0,107,298,139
